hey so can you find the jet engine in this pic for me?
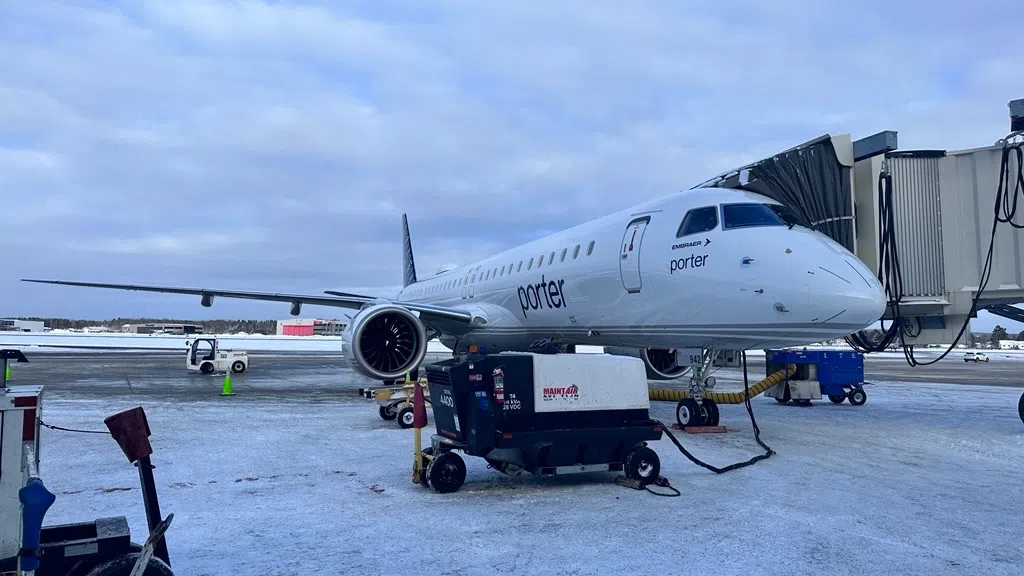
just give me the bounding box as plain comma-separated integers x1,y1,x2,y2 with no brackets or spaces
341,304,428,382
604,347,691,380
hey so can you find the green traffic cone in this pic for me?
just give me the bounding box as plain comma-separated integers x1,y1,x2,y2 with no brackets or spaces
220,368,235,396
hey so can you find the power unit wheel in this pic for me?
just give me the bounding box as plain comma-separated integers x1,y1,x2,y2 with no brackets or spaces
828,394,846,404
701,400,720,426
378,405,398,420
84,552,174,576
200,362,214,374
675,398,703,429
397,406,415,428
848,388,867,406
625,446,661,487
231,360,246,373
418,447,434,487
428,452,466,493
1017,392,1024,424
775,398,788,404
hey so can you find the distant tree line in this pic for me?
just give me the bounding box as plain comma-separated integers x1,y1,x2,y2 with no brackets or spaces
12,317,279,335
988,325,1024,346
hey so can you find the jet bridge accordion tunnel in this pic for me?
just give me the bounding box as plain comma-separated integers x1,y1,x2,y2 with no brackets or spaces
695,98,1024,354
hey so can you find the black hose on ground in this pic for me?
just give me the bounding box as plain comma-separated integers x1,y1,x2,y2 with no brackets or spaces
655,350,774,474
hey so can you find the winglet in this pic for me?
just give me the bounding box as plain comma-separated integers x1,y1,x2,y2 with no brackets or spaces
402,213,417,288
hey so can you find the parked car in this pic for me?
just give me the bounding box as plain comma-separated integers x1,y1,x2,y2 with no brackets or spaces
964,352,990,362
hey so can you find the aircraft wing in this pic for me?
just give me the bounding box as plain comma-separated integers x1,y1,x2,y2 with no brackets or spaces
20,279,477,328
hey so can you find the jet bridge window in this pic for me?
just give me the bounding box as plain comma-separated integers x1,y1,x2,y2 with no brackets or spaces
721,203,787,230
676,206,718,237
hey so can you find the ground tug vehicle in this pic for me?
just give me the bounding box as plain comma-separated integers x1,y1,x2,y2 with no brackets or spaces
419,352,665,493
185,338,248,374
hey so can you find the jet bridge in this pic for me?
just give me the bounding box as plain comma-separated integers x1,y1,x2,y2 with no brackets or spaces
696,98,1024,351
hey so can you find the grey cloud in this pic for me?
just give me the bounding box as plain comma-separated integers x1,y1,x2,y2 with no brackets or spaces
2,0,1022,324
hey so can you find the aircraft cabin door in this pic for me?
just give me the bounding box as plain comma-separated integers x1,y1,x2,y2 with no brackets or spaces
619,216,650,293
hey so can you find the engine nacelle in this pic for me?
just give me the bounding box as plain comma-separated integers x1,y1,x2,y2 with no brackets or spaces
341,304,428,381
604,347,691,380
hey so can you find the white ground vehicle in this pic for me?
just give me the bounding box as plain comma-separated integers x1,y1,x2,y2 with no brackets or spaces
964,352,990,362
186,338,248,374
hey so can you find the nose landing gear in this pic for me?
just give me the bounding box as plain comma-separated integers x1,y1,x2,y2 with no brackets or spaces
674,349,721,429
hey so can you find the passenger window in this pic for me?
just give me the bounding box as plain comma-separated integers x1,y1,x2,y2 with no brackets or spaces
517,261,523,272
560,248,567,262
586,241,594,256
527,257,534,270
722,203,787,230
676,206,719,237
548,252,554,265
572,245,579,259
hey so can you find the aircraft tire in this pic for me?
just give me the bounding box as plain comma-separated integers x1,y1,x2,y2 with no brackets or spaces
706,399,720,426
676,398,703,429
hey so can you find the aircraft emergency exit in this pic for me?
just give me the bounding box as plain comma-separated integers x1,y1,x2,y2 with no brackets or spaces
23,187,887,385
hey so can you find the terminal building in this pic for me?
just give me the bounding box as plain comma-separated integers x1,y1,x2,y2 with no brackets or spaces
276,318,347,336
121,323,204,335
998,340,1024,350
0,319,45,332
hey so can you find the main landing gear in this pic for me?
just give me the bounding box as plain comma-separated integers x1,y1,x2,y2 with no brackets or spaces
674,349,721,429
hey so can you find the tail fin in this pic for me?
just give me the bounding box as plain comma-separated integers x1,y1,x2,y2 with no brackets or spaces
402,213,417,288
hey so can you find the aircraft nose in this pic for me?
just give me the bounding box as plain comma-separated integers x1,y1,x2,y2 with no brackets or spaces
810,257,887,330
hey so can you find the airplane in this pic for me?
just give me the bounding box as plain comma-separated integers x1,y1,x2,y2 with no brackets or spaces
22,186,886,392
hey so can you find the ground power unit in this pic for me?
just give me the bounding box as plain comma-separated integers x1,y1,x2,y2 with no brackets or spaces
422,353,664,493
763,349,868,406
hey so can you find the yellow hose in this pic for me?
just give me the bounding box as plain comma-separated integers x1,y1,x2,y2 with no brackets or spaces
649,364,797,404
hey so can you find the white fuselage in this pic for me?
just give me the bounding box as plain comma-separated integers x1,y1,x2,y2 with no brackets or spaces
395,187,886,354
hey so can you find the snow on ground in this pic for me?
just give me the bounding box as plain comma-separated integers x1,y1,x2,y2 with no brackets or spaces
32,363,1024,576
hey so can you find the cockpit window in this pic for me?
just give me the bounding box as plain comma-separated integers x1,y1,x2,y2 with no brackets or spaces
676,206,718,237
721,203,788,230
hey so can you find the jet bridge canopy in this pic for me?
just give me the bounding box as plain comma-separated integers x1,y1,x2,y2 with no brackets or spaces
694,134,857,253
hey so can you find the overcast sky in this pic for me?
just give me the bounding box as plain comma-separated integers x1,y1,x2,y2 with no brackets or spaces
2,1,1022,332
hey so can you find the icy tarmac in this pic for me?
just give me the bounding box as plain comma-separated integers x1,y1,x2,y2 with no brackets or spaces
13,352,1024,576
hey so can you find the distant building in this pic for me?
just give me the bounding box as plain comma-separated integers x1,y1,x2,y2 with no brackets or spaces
0,319,44,332
276,318,347,336
998,339,1024,350
122,323,204,335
